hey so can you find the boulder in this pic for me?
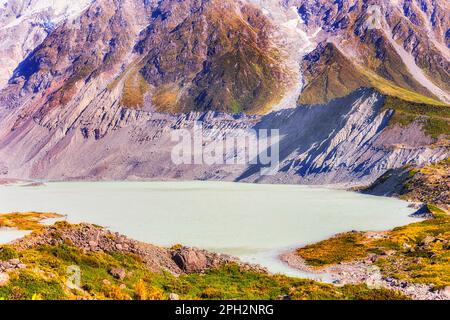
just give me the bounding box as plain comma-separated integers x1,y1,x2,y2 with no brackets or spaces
440,286,450,299
172,249,208,273
9,259,20,265
109,267,127,280
410,205,434,219
420,236,436,246
169,293,180,300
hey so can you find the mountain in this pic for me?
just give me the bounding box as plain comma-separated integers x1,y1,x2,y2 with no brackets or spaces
0,0,93,89
295,0,450,104
0,0,448,185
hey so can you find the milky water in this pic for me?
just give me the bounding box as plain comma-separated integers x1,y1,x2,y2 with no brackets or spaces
0,229,30,244
0,181,416,280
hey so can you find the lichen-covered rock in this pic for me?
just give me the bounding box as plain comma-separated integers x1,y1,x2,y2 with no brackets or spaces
109,267,127,280
172,248,209,273
0,259,26,272
169,293,180,300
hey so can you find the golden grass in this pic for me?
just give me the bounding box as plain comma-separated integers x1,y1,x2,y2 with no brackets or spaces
0,212,63,231
106,57,151,109
151,84,180,113
296,232,371,267
296,207,450,287
120,70,150,109
357,66,448,106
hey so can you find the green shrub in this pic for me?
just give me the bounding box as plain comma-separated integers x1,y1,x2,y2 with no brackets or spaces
0,246,18,261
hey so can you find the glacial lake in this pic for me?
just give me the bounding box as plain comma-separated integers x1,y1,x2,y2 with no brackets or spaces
0,181,417,280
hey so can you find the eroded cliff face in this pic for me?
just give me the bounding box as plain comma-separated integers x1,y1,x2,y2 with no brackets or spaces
0,87,446,185
238,88,448,185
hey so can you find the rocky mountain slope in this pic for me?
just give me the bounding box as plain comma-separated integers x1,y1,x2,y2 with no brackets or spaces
0,0,448,185
0,0,93,89
295,0,450,104
362,158,450,210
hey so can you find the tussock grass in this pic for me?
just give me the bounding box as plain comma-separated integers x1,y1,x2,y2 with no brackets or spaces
358,66,447,107
120,69,150,109
296,232,370,267
0,212,63,231
151,84,180,113
381,96,450,137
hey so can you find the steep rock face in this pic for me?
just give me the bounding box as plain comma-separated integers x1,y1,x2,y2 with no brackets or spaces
135,0,292,113
1,0,293,122
2,0,153,127
1,0,448,115
0,87,446,185
238,88,448,185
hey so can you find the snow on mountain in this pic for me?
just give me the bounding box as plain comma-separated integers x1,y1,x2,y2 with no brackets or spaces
248,0,322,110
0,0,92,29
0,0,93,89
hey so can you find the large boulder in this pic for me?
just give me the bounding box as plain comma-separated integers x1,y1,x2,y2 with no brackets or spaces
170,247,265,274
440,286,450,299
172,248,208,273
109,267,127,280
410,204,434,219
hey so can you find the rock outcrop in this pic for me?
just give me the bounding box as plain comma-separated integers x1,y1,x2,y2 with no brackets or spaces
362,158,450,210
11,222,265,275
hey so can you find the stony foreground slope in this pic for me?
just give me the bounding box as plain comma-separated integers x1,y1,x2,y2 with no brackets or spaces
0,216,409,300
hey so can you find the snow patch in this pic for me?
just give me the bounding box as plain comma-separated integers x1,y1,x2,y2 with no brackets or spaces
248,1,321,110
0,0,92,30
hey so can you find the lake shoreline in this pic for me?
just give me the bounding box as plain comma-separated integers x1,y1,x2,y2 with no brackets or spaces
280,245,448,300
0,181,417,278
